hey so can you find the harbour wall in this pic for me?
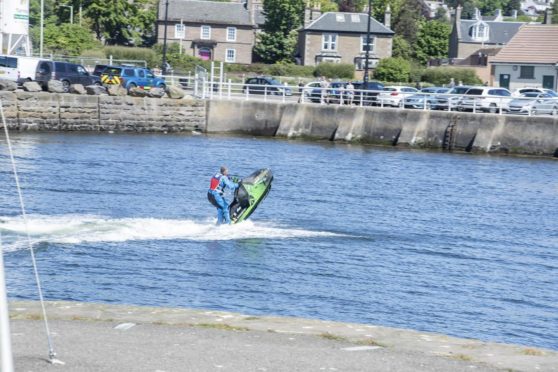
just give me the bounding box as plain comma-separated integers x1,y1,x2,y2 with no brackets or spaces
0,91,205,132
206,100,558,157
1,91,557,157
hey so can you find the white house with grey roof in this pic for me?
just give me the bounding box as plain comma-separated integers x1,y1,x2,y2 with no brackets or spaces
156,0,263,64
297,11,394,69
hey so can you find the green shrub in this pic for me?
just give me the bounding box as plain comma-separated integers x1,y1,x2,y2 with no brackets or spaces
313,63,354,79
103,46,159,67
373,57,411,83
421,67,482,86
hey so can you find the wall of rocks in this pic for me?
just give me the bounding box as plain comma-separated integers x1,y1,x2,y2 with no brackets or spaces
0,91,205,132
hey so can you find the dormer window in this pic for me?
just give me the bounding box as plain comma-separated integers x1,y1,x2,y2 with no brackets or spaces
469,21,489,42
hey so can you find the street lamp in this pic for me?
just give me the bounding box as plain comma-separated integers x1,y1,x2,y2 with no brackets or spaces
59,4,74,24
40,0,44,57
363,0,372,84
162,0,170,75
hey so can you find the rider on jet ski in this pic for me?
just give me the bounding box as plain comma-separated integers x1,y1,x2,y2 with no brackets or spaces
207,166,239,224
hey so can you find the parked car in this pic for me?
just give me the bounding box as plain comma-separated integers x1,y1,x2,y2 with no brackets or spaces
302,81,321,98
457,87,512,113
242,76,292,96
352,81,385,105
403,87,450,109
0,54,42,84
511,87,558,97
377,86,419,107
508,92,555,115
309,81,348,104
430,86,477,111
531,98,558,116
100,65,166,91
92,64,109,76
35,60,101,92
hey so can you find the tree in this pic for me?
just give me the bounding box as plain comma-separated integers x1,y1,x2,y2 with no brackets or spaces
552,0,558,24
373,57,411,82
254,0,305,63
320,0,339,12
393,0,424,46
414,20,451,65
30,23,100,55
371,0,405,24
391,35,412,60
337,0,367,12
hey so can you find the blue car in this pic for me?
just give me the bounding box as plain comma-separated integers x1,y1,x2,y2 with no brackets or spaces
100,66,166,91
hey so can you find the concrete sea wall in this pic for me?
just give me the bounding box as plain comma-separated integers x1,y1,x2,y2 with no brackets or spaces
206,100,558,157
1,91,557,157
0,91,205,132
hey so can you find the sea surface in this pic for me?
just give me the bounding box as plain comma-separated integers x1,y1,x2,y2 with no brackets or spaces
1,132,557,350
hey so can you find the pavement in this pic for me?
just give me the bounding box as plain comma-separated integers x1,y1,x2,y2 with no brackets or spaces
4,301,557,372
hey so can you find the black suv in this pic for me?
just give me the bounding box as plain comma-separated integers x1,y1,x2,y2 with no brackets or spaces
35,60,101,92
352,81,385,105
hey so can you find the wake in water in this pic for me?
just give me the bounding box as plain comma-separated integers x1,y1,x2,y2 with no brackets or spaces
0,214,340,251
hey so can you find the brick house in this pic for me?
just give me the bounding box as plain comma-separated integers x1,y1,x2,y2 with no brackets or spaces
156,0,263,64
491,24,558,91
297,11,394,70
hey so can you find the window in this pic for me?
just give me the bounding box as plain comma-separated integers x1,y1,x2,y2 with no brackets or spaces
351,14,360,22
138,69,145,78
123,69,135,77
175,24,185,39
468,21,489,42
200,25,211,40
0,56,17,68
322,34,337,51
360,35,375,53
225,49,236,63
336,14,345,22
77,65,88,75
227,27,237,42
519,66,534,79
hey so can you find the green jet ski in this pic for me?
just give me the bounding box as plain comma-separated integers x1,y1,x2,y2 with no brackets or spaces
229,168,273,224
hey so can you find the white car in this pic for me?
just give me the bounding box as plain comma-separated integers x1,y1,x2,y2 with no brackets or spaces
302,81,321,97
511,87,558,97
377,86,419,107
457,87,512,113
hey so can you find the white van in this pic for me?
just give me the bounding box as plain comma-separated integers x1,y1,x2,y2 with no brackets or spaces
0,55,42,84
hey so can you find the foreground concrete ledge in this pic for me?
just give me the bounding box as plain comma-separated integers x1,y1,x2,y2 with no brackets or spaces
8,300,558,371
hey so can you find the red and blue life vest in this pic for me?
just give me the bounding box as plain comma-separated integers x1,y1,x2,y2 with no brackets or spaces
209,173,224,194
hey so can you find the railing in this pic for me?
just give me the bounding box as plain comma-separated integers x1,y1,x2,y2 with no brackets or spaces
156,75,558,117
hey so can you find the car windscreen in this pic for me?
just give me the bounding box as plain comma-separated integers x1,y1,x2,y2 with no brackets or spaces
269,79,281,85
103,67,122,75
465,89,483,95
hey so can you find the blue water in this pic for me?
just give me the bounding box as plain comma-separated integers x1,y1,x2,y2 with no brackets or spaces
1,133,557,350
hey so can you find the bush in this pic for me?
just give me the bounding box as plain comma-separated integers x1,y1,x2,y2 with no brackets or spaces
103,46,159,67
421,67,482,86
313,63,355,79
373,57,411,83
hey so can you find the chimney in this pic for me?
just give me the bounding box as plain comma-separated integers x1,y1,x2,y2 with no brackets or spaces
512,9,517,19
455,5,462,26
494,9,502,21
304,1,321,27
384,5,391,29
544,8,552,24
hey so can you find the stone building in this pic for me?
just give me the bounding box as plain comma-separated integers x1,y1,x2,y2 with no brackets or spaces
156,0,264,64
297,11,394,69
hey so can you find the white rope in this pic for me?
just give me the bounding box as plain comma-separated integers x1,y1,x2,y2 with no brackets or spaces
0,99,58,362
0,232,15,372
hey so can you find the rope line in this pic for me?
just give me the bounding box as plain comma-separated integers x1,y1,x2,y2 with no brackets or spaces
0,99,57,361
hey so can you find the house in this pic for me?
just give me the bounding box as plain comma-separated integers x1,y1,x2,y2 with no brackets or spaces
490,24,558,91
521,0,554,17
297,11,394,69
156,0,264,64
448,7,525,60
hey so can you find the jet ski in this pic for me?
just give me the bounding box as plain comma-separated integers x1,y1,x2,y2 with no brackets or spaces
229,168,273,224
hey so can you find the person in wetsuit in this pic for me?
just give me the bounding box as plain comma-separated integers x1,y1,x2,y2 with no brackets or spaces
207,166,239,224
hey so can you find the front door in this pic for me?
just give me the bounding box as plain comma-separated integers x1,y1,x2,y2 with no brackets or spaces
198,48,212,61
499,74,510,89
542,75,555,90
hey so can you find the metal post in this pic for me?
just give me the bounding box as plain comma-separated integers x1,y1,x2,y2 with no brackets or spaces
363,0,372,84
161,0,170,75
79,4,82,26
228,79,232,99
209,62,214,99
0,235,14,372
40,0,44,57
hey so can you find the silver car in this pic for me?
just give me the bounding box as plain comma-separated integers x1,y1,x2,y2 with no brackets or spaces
508,92,554,115
531,98,558,116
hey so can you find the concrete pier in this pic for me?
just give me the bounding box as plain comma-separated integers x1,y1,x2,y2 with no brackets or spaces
6,301,558,371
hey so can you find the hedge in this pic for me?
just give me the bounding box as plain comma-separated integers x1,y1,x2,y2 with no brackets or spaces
421,67,482,86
